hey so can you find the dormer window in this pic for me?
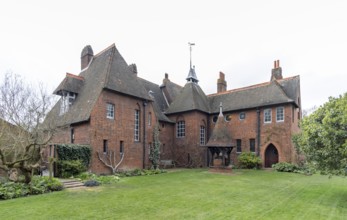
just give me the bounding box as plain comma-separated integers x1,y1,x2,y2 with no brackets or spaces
60,91,76,115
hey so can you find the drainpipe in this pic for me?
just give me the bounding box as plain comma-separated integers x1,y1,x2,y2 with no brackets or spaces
143,101,147,169
256,109,261,157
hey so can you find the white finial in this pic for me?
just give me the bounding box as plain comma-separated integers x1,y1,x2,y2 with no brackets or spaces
188,42,195,69
219,102,223,117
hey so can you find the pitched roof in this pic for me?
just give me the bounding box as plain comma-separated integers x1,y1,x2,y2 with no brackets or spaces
205,109,233,147
53,73,84,95
165,82,210,114
208,77,298,114
47,44,152,126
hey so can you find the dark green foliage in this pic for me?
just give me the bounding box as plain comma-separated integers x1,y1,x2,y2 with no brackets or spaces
293,93,347,176
58,160,87,178
55,144,91,178
272,162,299,172
84,180,100,187
78,172,120,185
0,176,63,200
272,162,316,175
238,152,262,169
56,144,91,166
0,182,29,199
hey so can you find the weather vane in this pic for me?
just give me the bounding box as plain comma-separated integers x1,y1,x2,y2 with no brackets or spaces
188,42,195,69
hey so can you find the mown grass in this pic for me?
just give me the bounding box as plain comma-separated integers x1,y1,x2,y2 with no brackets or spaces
1,169,346,219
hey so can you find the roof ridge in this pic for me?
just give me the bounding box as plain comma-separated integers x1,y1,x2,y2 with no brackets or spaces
93,43,116,57
103,46,116,88
208,75,299,97
137,76,160,87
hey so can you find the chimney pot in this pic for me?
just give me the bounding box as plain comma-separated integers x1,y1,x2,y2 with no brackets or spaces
81,45,94,70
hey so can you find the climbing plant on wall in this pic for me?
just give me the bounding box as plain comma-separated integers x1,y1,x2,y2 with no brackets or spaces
149,124,161,169
55,144,91,166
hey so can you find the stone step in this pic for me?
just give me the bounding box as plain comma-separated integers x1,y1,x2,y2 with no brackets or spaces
60,179,85,189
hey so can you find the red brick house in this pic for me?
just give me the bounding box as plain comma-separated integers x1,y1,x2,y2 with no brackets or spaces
46,44,301,174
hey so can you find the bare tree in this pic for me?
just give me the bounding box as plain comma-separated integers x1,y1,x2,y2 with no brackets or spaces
97,150,124,174
0,73,58,183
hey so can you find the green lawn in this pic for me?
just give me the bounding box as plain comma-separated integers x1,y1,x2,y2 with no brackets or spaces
1,169,346,219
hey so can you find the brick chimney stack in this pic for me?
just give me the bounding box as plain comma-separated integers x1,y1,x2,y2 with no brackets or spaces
129,63,137,75
217,71,227,93
270,60,283,81
81,45,94,70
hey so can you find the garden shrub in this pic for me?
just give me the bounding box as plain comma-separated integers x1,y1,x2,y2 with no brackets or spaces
272,162,316,175
272,162,298,172
0,182,29,199
238,152,262,169
0,176,63,200
84,180,100,187
58,160,87,178
78,172,119,185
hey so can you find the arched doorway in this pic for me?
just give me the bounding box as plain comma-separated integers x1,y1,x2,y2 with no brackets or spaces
265,144,279,168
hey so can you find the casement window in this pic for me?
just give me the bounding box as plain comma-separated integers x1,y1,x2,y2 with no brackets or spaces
239,112,246,120
134,110,140,141
176,121,185,138
250,139,255,152
276,106,284,122
106,103,115,119
264,108,272,123
200,126,206,145
59,92,76,115
236,139,242,153
103,140,108,153
70,128,74,144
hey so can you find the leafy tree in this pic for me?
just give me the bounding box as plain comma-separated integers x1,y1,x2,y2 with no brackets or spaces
293,93,347,176
0,73,58,183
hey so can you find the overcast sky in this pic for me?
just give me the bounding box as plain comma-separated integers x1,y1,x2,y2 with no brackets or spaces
1,0,346,111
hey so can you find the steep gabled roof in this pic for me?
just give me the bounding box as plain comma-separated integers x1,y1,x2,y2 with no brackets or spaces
208,78,296,114
278,75,301,106
46,44,151,126
165,82,210,114
205,107,233,147
103,46,151,100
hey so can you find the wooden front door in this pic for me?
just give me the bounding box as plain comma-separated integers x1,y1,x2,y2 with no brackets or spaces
265,144,279,168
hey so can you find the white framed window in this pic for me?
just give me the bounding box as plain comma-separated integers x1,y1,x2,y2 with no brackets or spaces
239,112,246,120
200,126,205,145
264,108,272,123
134,109,140,141
276,106,284,122
106,103,115,119
59,92,76,115
176,121,185,138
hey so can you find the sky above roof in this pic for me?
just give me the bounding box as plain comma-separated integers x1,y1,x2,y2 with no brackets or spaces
1,0,346,111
